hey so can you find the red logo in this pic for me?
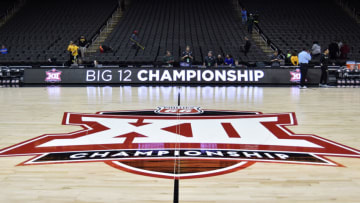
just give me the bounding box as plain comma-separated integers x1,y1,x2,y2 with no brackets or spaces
155,106,203,115
45,69,62,82
0,107,359,179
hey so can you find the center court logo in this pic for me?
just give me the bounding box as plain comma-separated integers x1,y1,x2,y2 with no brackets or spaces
0,107,359,179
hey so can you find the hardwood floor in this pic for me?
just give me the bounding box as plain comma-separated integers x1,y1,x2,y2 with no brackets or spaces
0,86,359,202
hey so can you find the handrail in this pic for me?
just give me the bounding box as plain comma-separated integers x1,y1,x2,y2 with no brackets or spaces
254,24,281,53
336,0,360,22
89,3,121,45
236,0,286,57
0,0,26,26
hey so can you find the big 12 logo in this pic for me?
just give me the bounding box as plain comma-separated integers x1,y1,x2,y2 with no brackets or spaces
45,68,62,83
0,107,359,179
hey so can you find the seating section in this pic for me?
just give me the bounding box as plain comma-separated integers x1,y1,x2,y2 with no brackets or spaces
96,0,267,64
344,0,360,15
4,0,359,64
241,0,360,60
0,0,17,18
0,0,118,64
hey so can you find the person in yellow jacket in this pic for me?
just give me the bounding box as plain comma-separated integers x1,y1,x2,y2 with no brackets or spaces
67,41,79,64
290,51,299,66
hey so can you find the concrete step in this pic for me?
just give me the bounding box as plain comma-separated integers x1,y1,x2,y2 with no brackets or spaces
87,8,123,55
251,32,274,54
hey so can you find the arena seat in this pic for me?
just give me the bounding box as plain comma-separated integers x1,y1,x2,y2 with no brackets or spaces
240,0,360,60
343,0,360,14
102,0,267,64
0,0,18,19
0,0,118,64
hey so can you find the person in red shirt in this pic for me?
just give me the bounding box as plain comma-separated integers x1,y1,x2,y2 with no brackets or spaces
340,42,350,59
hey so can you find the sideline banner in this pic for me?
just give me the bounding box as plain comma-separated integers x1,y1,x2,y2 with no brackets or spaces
23,67,321,84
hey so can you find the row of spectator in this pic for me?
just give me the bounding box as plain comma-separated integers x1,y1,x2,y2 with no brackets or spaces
268,40,351,67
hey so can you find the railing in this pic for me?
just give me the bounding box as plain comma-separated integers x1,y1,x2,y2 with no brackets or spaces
253,25,281,53
0,0,26,26
336,0,360,22
90,3,122,46
234,0,283,54
0,4,16,25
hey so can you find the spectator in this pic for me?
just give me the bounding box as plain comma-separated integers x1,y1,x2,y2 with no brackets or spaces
67,41,79,64
241,8,247,24
311,41,321,57
203,51,216,67
285,50,292,65
270,50,282,66
181,45,194,67
328,40,339,60
319,49,330,87
130,30,140,49
298,48,312,89
247,14,254,34
77,58,83,65
163,51,174,66
338,40,343,50
94,60,99,68
78,35,88,58
99,45,113,53
224,54,235,66
47,57,57,65
242,36,251,56
216,54,224,66
340,42,350,59
0,45,8,54
290,51,299,66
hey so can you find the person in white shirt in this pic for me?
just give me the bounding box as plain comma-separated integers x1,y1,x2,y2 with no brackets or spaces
311,41,321,56
298,49,312,89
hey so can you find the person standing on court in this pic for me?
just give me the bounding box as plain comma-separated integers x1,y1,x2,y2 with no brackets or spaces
298,48,312,89
319,49,330,87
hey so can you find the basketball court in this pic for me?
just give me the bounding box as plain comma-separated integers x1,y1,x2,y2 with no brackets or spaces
0,86,359,202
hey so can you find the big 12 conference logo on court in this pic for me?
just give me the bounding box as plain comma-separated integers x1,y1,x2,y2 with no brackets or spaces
0,107,359,179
